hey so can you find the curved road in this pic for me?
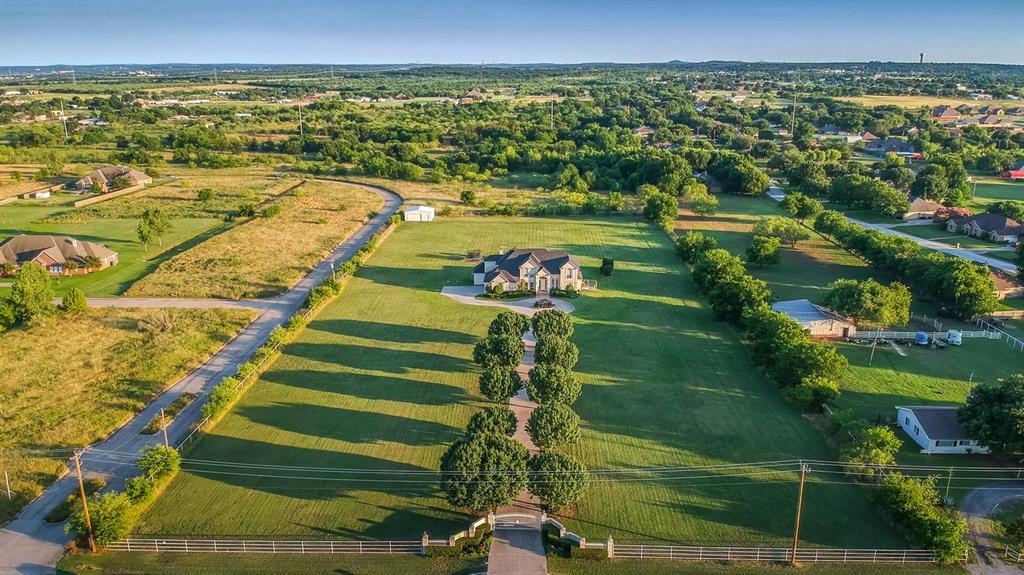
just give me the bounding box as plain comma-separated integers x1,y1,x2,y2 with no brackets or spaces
962,484,1024,575
0,182,401,575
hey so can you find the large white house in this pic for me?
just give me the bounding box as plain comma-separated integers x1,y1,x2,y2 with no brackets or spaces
895,406,988,455
473,248,583,294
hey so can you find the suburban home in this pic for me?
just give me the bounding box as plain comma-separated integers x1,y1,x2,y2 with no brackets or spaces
902,196,944,220
402,205,436,222
955,104,974,115
473,248,583,294
864,138,919,158
859,131,880,141
978,115,1005,126
75,165,152,193
978,105,1004,115
946,213,1022,243
0,234,118,275
890,126,918,137
895,406,988,455
633,125,656,140
1007,106,1024,116
771,299,857,339
931,105,961,120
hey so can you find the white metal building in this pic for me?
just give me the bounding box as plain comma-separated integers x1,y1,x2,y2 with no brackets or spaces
403,205,436,222
895,406,988,455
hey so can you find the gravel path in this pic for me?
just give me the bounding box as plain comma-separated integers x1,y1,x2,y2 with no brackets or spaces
0,182,401,575
440,285,575,316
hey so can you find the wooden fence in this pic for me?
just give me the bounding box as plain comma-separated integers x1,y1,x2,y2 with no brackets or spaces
610,542,959,564
106,539,423,555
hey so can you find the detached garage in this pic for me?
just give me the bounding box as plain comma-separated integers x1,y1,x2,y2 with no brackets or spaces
403,205,436,222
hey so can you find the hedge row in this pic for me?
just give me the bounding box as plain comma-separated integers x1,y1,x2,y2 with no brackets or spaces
875,472,969,563
814,210,997,318
675,231,847,411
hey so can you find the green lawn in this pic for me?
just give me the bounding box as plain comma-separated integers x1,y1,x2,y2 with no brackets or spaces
968,178,1024,212
0,195,219,296
548,557,967,575
138,216,905,547
58,553,485,575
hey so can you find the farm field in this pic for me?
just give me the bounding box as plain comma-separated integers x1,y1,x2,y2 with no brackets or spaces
138,216,904,547
0,197,220,296
0,307,255,523
125,179,384,298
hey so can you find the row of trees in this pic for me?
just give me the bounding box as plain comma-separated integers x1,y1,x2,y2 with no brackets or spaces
443,310,588,512
814,210,998,318
676,231,847,410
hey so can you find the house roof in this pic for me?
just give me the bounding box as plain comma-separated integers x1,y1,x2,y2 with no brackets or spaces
866,139,916,153
932,106,960,118
76,165,150,188
897,406,973,441
906,197,944,213
771,299,852,326
479,248,579,283
0,234,117,267
950,213,1022,236
404,205,435,214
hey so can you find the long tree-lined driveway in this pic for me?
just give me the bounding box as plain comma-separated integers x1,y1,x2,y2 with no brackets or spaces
0,182,401,575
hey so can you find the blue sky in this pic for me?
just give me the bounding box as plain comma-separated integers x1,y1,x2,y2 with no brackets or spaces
2,0,1022,65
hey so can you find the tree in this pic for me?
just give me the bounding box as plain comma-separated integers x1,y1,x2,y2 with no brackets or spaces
876,473,969,563
691,248,745,293
936,258,998,318
66,492,138,547
841,425,903,479
0,301,15,333
675,231,717,263
138,207,173,248
478,362,521,402
440,433,527,512
111,175,132,190
83,255,102,270
137,445,181,479
460,189,477,205
708,274,771,323
487,311,530,340
643,192,677,224
690,193,719,217
526,402,581,448
959,374,1024,454
534,336,579,369
9,262,54,322
527,452,589,511
197,187,214,204
824,279,911,328
526,364,581,405
473,334,525,368
61,287,88,313
531,310,573,340
780,192,824,221
752,216,810,247
746,235,781,267
1005,516,1024,547
466,406,518,437
911,165,949,202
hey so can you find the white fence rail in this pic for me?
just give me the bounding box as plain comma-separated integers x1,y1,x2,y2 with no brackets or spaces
1005,545,1022,563
976,318,1024,352
855,330,998,340
106,539,423,554
611,544,952,564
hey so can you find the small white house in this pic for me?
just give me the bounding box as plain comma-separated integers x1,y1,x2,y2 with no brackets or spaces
403,205,436,222
895,406,988,455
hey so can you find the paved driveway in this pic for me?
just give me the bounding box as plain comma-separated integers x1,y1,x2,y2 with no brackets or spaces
0,182,402,575
440,285,575,316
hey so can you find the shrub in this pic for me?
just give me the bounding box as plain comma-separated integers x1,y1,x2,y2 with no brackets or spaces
526,364,581,405
466,406,518,437
875,473,969,563
262,204,282,217
841,425,902,480
45,478,105,523
600,258,614,277
534,336,579,369
473,334,525,368
61,287,88,313
478,362,521,402
526,402,580,448
531,309,573,340
137,445,180,479
123,476,155,504
675,231,718,264
66,492,138,547
487,311,530,339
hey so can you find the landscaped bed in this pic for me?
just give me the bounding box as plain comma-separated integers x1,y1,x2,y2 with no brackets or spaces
135,216,905,547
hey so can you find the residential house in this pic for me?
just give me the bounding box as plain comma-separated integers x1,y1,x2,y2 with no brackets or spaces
633,125,656,140
74,166,152,193
890,126,919,137
1007,107,1024,116
771,299,857,339
864,138,919,158
978,105,1004,116
931,105,961,120
970,93,994,100
946,213,1023,243
978,115,1005,126
0,234,118,275
859,131,880,141
819,123,846,135
955,104,974,115
473,248,583,294
895,406,988,455
902,196,944,220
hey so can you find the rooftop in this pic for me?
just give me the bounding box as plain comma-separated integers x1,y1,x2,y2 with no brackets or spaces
898,406,972,441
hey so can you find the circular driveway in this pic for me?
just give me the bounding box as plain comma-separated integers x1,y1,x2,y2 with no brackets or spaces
440,285,575,316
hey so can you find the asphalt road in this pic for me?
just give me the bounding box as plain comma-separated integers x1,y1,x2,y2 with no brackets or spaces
962,484,1024,575
0,182,401,575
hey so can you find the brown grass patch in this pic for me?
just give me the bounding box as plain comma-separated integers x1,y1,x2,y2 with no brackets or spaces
126,180,383,298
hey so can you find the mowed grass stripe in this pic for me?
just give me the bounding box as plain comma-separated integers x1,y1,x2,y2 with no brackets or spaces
138,217,904,547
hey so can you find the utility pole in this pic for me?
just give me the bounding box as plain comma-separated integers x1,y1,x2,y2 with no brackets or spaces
160,408,169,447
59,99,69,141
72,451,97,552
549,101,554,131
4,470,11,500
945,467,954,500
868,330,880,366
298,103,304,136
791,463,809,566
790,93,798,138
